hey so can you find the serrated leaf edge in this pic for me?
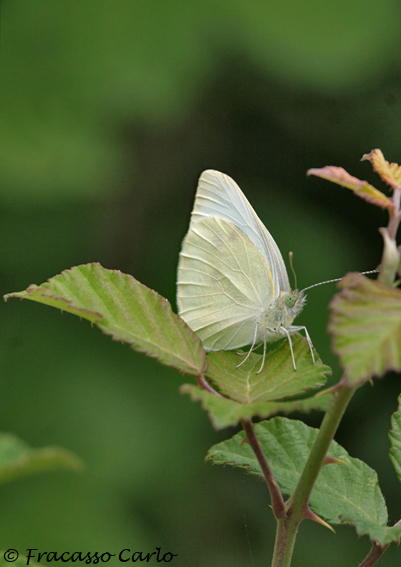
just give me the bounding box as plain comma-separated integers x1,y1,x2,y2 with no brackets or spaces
329,273,401,384
5,263,207,377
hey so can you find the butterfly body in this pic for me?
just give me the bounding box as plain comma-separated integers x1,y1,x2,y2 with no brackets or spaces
257,289,306,343
177,170,312,370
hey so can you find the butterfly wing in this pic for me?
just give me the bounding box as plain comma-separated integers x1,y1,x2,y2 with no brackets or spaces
189,170,291,296
177,216,274,351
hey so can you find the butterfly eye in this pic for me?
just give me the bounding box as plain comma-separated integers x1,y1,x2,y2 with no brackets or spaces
285,294,296,308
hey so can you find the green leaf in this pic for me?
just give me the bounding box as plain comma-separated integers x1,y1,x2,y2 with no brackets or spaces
207,417,392,543
0,433,82,485
389,394,401,483
329,273,401,385
4,263,207,377
205,335,331,403
340,517,401,545
362,148,401,190
0,554,44,567
181,384,333,429
307,165,393,209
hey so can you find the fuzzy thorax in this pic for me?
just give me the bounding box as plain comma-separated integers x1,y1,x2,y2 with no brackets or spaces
257,290,306,342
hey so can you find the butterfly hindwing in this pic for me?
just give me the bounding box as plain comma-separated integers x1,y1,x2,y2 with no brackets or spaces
177,216,274,351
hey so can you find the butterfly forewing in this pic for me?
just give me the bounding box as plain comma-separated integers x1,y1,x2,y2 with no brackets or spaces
190,170,291,295
177,217,274,351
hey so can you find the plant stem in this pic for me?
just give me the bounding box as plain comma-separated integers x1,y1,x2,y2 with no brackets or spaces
271,515,298,567
387,187,401,241
288,384,355,514
241,419,286,520
379,186,401,285
270,383,355,567
197,373,222,396
358,518,401,567
357,543,386,567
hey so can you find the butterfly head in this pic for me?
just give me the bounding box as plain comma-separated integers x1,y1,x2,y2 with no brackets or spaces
259,289,306,335
282,289,306,324
284,289,305,312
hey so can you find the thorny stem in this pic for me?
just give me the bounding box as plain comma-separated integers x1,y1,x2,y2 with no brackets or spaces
270,384,355,567
198,377,286,519
269,178,401,566
269,165,401,566
271,517,298,567
241,418,286,520
197,374,287,522
197,176,401,567
198,378,287,532
314,182,401,567
286,385,354,516
198,376,286,522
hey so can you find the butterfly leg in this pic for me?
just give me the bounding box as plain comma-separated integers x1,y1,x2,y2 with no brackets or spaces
289,325,315,364
290,325,315,364
256,329,267,375
236,323,259,369
302,326,315,364
280,326,297,371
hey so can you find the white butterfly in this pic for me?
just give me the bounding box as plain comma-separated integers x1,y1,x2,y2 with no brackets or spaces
176,170,315,373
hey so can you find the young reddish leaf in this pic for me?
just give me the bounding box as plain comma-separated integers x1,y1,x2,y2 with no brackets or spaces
4,263,207,377
307,166,393,210
329,273,401,385
362,149,401,190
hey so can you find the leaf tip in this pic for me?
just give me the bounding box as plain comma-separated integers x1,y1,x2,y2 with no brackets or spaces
360,149,378,162
362,149,401,190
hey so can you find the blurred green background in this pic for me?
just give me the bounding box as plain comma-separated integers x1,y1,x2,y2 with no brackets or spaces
1,1,401,565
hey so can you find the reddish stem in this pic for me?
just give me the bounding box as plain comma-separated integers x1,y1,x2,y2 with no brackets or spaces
241,418,286,520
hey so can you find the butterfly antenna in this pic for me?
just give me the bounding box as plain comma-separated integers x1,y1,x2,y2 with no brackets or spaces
301,269,380,293
289,251,298,289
